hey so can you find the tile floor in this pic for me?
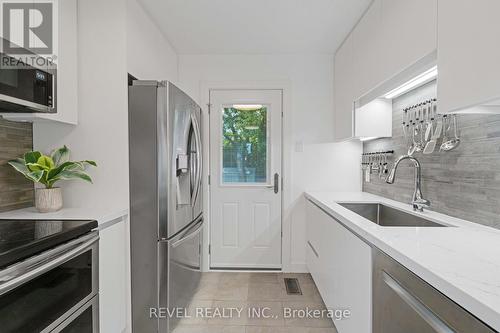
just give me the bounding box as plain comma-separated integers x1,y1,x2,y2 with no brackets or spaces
172,272,338,333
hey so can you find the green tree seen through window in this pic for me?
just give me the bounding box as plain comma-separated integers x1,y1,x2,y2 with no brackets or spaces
222,107,267,183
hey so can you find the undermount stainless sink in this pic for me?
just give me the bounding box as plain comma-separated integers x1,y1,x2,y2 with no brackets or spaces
338,203,448,227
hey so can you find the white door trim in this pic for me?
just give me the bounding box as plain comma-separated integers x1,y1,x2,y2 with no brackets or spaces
209,89,282,269
200,80,293,272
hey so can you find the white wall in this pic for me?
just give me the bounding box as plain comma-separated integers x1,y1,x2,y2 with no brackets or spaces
34,0,129,212
178,54,362,271
127,0,178,81
179,54,335,143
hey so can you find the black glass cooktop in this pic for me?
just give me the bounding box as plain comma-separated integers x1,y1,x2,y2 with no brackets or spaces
0,219,97,268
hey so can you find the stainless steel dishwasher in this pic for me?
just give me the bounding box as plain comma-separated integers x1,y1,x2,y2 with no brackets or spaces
373,248,497,333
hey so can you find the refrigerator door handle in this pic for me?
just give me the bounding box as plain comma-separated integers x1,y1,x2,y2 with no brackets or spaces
171,218,203,248
190,112,202,206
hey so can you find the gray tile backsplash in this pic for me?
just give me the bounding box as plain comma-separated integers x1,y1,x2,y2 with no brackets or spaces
363,81,500,229
0,116,34,212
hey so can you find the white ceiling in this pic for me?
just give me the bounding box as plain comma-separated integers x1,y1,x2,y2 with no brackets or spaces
136,0,372,54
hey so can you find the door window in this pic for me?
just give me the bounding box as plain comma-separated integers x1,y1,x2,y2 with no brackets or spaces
221,105,269,184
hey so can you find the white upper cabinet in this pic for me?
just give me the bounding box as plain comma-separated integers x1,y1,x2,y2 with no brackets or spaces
334,34,355,141
352,0,383,99
380,0,437,83
2,0,78,124
334,0,438,141
355,99,392,139
438,0,500,113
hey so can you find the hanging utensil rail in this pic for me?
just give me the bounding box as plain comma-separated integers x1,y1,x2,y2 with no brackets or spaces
361,150,394,178
401,98,460,155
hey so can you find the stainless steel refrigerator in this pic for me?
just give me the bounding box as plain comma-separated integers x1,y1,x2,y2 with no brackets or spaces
129,81,203,333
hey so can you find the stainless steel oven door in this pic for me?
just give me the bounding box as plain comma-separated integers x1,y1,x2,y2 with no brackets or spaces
52,295,99,333
0,231,99,333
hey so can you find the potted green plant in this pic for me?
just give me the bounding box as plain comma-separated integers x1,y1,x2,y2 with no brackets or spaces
8,146,96,213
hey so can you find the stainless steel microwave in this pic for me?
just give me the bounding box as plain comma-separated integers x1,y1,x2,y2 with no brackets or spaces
0,52,56,113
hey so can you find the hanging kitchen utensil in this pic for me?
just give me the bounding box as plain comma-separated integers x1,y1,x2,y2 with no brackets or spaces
440,114,461,151
423,110,442,154
407,106,417,155
402,108,408,142
378,154,383,176
439,115,450,152
408,127,417,155
380,153,389,178
418,104,426,152
412,104,424,153
424,100,434,141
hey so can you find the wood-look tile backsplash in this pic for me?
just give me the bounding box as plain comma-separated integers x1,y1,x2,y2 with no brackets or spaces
363,81,500,230
0,116,34,211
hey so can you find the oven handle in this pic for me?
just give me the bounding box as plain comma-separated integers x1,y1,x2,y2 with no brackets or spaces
0,233,99,296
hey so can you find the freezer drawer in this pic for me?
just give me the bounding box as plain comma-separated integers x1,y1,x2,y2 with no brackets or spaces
159,217,203,333
373,249,496,333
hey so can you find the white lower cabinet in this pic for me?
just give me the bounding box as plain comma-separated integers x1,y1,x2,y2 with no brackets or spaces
306,200,372,333
99,218,128,333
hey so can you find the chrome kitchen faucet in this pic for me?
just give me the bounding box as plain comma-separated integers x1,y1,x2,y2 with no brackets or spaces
385,155,430,212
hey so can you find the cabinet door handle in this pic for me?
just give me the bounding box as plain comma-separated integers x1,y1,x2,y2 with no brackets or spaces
307,241,319,258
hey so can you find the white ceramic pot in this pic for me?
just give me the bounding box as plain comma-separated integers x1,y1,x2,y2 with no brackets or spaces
35,187,63,213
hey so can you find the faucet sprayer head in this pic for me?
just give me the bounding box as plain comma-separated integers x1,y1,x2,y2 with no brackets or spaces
386,168,396,184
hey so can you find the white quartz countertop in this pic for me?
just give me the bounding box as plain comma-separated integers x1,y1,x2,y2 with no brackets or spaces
305,191,500,332
0,206,128,230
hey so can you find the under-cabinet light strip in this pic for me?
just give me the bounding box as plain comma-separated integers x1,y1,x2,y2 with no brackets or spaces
384,66,438,99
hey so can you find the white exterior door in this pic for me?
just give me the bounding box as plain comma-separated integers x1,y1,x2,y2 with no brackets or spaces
209,89,282,269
